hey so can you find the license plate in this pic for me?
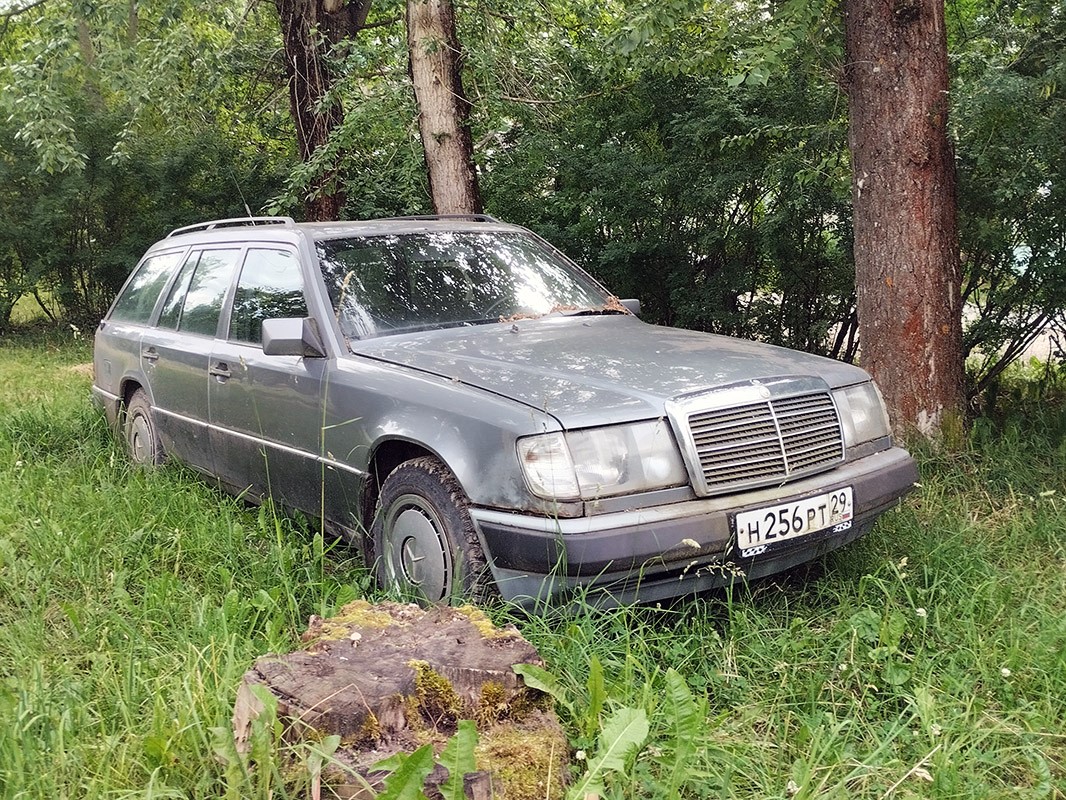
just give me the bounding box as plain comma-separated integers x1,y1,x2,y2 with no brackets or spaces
734,487,854,557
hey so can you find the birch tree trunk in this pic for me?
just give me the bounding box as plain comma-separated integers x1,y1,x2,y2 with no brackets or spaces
844,0,966,438
407,0,482,215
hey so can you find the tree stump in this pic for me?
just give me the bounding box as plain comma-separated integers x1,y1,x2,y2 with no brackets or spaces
232,600,568,799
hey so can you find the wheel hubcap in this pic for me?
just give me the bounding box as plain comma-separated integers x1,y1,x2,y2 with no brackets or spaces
383,496,451,601
129,414,152,463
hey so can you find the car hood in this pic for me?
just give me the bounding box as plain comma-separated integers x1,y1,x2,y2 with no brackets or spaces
350,315,871,428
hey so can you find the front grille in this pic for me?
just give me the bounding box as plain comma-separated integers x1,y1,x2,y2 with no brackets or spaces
687,392,843,493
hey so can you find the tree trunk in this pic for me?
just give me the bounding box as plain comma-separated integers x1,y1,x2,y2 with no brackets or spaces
407,0,482,215
844,0,966,438
274,0,372,221
127,0,138,43
74,13,106,113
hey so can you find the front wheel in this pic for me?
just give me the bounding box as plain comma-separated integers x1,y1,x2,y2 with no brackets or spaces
124,388,164,466
370,457,490,604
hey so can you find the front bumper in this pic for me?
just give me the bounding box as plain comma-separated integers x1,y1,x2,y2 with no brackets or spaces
469,446,918,606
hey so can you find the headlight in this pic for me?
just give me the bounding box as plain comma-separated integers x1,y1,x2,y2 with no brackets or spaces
834,382,892,446
517,420,688,501
515,431,580,500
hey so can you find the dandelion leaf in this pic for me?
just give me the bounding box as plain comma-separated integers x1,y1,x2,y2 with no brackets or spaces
437,720,478,800
568,706,649,799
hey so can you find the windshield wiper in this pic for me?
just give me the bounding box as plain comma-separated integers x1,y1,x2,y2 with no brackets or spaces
559,307,627,317
494,300,633,324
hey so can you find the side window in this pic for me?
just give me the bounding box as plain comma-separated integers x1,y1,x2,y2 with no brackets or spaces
109,251,183,324
157,248,241,337
229,248,308,344
157,251,201,330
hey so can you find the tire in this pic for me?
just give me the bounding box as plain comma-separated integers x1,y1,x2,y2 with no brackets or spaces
370,456,491,604
124,388,164,466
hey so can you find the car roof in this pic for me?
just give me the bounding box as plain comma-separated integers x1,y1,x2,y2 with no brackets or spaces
155,215,528,249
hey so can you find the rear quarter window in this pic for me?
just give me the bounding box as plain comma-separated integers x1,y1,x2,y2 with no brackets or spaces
109,251,184,324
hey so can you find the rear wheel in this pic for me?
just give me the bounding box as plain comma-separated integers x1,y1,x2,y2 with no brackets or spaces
124,388,164,466
370,456,490,604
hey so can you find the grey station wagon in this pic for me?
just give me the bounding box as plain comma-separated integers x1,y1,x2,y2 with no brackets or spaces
92,215,918,606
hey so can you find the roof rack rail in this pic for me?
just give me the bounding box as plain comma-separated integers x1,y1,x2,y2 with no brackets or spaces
166,216,297,238
375,213,501,224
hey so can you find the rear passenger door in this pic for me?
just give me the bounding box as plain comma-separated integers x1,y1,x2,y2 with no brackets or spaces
208,247,327,514
94,249,185,406
140,247,242,472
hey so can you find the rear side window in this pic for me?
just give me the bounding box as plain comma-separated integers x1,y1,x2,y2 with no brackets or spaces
109,252,183,324
229,249,307,344
156,249,241,337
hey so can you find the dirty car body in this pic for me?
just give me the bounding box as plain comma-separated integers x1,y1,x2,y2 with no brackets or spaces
92,216,918,606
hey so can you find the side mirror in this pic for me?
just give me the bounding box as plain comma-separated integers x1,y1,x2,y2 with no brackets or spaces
262,317,326,358
620,298,641,317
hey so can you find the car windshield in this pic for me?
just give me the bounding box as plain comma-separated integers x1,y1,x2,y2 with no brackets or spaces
316,230,613,340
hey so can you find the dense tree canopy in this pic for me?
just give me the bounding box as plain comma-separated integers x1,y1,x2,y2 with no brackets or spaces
0,0,1062,423
0,0,287,324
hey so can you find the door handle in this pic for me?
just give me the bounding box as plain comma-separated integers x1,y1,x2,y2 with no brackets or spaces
209,362,231,379
142,347,159,362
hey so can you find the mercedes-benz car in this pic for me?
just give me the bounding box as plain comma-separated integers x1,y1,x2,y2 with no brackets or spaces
92,215,917,606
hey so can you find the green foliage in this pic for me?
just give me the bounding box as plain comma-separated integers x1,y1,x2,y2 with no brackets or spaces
0,113,284,326
513,662,577,720
3,0,1063,387
950,0,1066,394
373,745,437,800
264,1,432,220
471,0,1061,376
0,0,288,325
211,686,287,798
658,668,704,795
568,706,650,799
484,63,855,353
367,720,479,800
437,720,479,800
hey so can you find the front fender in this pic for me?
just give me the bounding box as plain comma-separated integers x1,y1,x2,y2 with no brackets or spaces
324,357,576,517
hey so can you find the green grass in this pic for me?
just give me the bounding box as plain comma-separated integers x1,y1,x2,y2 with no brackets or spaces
1,330,1064,798
0,330,370,798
